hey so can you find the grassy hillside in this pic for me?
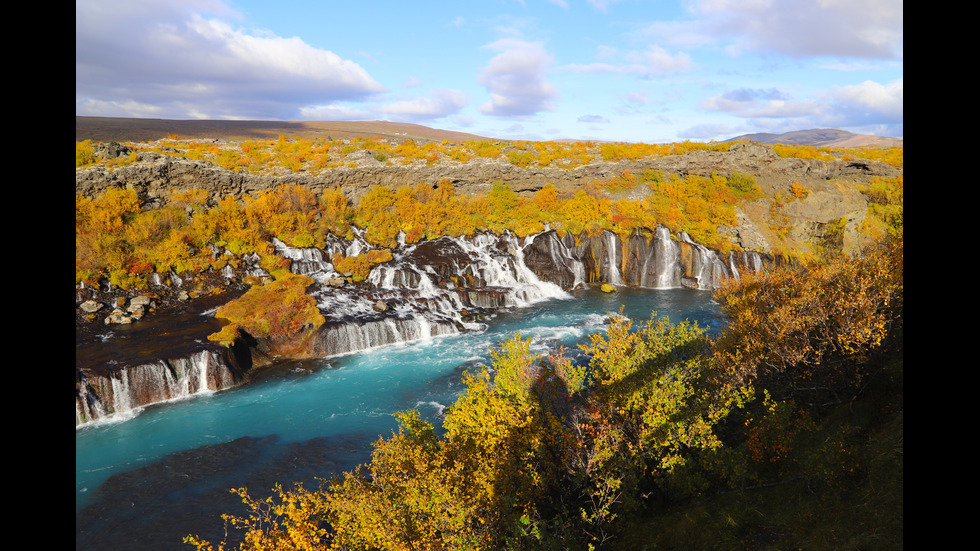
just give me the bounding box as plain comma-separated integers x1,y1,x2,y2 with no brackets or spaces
75,116,489,144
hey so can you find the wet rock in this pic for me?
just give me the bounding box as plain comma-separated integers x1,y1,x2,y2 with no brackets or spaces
79,300,103,313
104,309,133,325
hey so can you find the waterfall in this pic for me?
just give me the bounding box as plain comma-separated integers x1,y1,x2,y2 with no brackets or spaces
677,232,733,289
652,225,679,288
728,250,765,278
604,231,623,285
76,372,107,424
79,227,765,427
273,237,339,283
310,230,571,361
315,317,457,358
526,231,586,290
450,232,570,307
76,350,237,426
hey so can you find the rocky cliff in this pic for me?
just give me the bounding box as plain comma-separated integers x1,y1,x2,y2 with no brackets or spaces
76,141,899,255
75,140,901,426
76,223,774,425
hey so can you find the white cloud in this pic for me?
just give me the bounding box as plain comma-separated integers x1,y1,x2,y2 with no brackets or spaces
578,115,610,123
586,0,623,13
700,78,903,137
380,89,468,121
75,98,164,119
478,38,558,117
563,45,692,78
636,45,693,76
690,0,903,59
626,91,649,105
680,122,737,141
827,78,903,121
700,88,819,118
297,104,374,121
76,0,384,120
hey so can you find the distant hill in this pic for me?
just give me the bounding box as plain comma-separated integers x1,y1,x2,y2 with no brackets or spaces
725,128,902,148
75,116,490,144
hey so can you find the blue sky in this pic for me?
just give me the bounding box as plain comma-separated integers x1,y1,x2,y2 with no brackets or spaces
76,0,903,143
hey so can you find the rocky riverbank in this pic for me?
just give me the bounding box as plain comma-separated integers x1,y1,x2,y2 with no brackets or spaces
75,139,901,426
75,223,775,426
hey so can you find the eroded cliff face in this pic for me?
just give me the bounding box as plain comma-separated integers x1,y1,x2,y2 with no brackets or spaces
75,141,901,425
75,224,776,426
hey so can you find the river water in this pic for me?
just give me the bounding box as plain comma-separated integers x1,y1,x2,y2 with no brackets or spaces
75,286,724,550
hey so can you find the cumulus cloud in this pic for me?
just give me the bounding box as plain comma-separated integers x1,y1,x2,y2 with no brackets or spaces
700,88,820,118
690,0,903,59
701,78,903,136
379,89,468,122
637,46,693,75
680,122,737,141
563,45,692,77
297,104,375,121
76,0,385,120
827,78,903,121
478,38,558,117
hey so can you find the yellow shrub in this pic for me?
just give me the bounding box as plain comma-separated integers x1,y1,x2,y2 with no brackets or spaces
76,140,97,167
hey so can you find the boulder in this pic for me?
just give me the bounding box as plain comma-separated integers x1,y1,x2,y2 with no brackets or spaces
79,300,103,314
104,309,133,325
130,295,154,308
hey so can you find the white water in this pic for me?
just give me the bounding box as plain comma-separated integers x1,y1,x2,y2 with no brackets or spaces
651,225,679,288
76,228,758,549
76,288,724,522
605,230,623,286
78,229,765,429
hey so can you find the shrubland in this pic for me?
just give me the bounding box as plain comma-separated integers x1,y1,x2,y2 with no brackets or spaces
75,168,766,291
184,232,903,550
76,136,903,286
75,134,903,174
74,135,903,549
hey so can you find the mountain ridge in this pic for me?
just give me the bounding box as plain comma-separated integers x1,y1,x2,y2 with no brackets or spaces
724,128,902,148
77,117,903,149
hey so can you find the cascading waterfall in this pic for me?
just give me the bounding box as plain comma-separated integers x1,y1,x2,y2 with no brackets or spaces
276,231,573,362
728,250,765,279
79,226,768,427
651,225,679,288
273,237,331,279
518,225,759,291
525,231,586,290
450,232,570,307
604,231,624,286
76,373,107,423
677,231,731,289
77,350,232,425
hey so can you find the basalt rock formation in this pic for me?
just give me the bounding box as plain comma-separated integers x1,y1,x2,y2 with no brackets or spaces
75,141,899,426
76,224,773,425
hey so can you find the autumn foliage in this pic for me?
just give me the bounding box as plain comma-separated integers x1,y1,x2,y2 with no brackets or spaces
207,272,325,346
712,236,903,401
188,318,747,550
183,231,902,550
76,167,765,291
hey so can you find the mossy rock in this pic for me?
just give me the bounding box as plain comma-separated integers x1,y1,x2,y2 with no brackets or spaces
600,283,616,293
